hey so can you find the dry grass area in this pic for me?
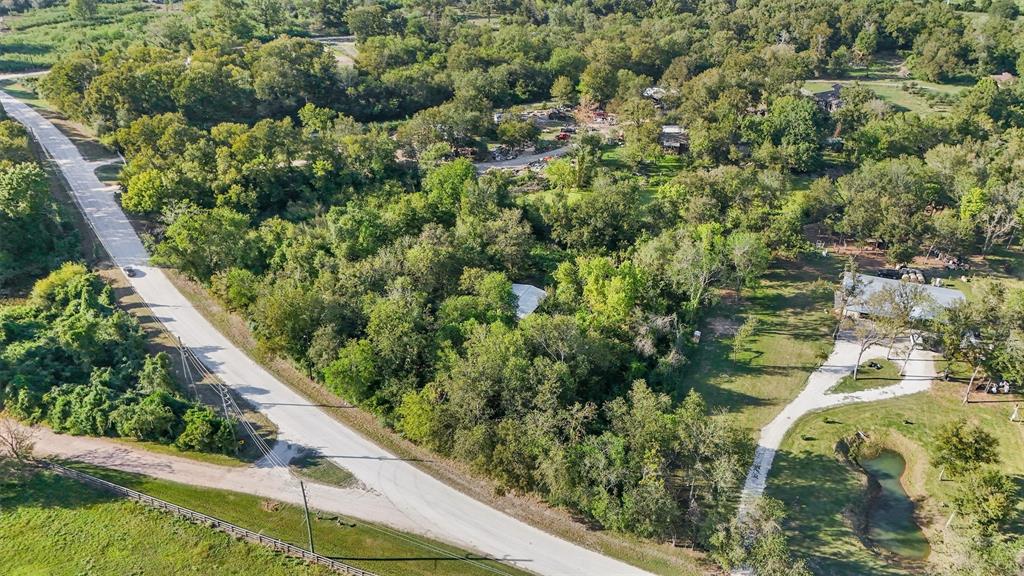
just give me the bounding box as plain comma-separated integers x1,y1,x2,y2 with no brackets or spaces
165,270,710,576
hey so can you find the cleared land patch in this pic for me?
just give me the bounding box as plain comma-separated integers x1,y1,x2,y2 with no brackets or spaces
683,254,840,433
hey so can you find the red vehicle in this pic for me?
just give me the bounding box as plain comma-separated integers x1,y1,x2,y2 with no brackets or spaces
555,132,571,141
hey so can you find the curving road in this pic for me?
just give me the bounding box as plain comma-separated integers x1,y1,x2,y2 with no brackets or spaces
0,91,654,576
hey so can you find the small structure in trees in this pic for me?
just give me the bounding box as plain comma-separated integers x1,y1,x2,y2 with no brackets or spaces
659,125,689,154
512,283,546,319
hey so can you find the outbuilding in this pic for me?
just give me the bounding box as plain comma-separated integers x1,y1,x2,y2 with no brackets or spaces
512,284,547,319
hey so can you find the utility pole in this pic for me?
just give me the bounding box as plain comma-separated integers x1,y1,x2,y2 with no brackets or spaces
300,480,315,554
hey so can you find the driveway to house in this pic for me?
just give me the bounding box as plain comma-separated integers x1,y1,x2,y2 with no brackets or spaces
737,333,938,517
0,91,653,576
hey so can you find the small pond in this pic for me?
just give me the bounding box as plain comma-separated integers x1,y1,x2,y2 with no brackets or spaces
861,449,931,560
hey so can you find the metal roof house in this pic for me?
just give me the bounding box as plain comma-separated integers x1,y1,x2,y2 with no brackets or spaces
512,284,547,319
838,273,965,320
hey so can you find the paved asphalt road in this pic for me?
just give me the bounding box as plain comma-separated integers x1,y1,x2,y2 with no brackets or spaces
0,91,654,576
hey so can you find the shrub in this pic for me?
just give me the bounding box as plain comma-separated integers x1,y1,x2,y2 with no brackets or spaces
174,406,237,454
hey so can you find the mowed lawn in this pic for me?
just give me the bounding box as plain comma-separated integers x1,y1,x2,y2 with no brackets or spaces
829,357,901,394
57,463,532,576
803,79,966,115
683,253,840,433
1,467,335,576
767,383,1024,575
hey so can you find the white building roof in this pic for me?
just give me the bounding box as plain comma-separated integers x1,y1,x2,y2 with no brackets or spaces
841,273,965,320
512,283,546,319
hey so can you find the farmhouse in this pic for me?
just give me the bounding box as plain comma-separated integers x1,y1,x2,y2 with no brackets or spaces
837,272,966,321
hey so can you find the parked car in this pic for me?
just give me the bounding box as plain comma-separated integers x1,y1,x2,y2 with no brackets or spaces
123,266,138,278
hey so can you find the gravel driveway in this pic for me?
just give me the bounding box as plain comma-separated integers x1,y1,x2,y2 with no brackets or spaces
737,333,938,516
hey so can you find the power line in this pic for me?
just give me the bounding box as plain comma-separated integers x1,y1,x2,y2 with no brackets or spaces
83,270,517,576
178,346,517,576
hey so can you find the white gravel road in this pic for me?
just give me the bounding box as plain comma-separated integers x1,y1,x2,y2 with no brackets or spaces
0,91,653,576
18,421,421,533
737,334,938,516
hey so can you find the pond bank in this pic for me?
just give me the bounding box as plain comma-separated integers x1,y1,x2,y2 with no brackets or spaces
860,449,931,561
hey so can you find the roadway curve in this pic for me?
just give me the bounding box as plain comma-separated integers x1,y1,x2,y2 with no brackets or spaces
0,91,653,576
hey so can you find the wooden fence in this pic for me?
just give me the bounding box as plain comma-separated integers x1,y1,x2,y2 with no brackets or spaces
41,461,377,576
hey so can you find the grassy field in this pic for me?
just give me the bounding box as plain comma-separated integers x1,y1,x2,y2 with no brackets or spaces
66,462,533,576
3,462,532,576
683,253,841,433
1,465,335,576
803,79,964,115
767,382,1024,575
0,0,160,72
599,146,686,192
830,358,901,394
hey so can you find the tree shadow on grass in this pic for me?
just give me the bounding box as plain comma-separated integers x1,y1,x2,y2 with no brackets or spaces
0,463,119,512
678,330,811,408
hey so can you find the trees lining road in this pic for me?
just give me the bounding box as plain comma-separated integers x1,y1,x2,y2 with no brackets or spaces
0,89,653,576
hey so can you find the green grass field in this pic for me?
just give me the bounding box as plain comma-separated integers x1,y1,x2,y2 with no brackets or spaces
803,79,964,115
0,1,160,72
6,461,532,576
767,383,1024,575
1,465,335,576
684,253,840,433
830,358,901,394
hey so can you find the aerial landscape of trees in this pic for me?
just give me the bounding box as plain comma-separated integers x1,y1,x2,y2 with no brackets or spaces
0,114,76,289
4,0,1024,574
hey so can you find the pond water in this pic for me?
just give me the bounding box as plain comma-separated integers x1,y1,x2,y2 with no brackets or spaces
861,450,931,560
